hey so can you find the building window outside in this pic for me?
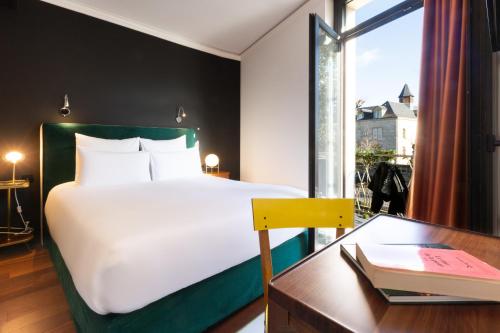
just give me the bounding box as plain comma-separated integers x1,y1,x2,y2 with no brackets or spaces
372,127,383,141
403,128,407,139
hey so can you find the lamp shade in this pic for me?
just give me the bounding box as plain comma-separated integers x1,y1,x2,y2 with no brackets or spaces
4,151,24,164
205,154,219,168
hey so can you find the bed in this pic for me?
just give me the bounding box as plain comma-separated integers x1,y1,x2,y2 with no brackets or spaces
40,123,309,332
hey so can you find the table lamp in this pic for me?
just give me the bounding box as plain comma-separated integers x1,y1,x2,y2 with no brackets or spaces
205,154,219,173
4,151,24,181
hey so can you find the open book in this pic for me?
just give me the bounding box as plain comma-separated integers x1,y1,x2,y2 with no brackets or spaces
340,243,497,303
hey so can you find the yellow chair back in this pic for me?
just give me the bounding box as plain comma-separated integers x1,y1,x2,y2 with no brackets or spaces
251,197,354,331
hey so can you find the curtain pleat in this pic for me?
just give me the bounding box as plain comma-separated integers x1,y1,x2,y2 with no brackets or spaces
408,0,469,228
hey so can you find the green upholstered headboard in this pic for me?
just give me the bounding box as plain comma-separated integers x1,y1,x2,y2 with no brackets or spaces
40,123,197,201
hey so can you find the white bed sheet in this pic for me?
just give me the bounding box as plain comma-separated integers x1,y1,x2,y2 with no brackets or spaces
45,176,306,314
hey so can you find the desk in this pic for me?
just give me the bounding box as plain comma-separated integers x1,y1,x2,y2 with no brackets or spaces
269,215,500,332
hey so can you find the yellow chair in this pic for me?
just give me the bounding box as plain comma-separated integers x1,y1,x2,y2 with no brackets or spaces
251,198,354,330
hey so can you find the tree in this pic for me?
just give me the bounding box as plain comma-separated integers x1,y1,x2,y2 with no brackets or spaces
356,140,396,171
356,99,366,109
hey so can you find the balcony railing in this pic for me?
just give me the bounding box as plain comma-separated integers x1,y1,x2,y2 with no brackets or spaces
355,154,413,219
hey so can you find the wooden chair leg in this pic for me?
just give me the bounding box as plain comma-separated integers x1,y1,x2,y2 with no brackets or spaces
265,304,269,332
258,230,273,306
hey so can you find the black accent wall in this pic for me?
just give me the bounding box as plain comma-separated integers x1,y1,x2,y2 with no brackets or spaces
0,0,240,237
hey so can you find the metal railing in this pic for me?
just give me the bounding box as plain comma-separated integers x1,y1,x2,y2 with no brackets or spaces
354,154,413,219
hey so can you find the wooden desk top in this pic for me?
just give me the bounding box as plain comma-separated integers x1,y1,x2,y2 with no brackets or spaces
269,215,500,333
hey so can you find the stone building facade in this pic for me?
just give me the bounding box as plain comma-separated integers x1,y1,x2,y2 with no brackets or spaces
356,84,418,164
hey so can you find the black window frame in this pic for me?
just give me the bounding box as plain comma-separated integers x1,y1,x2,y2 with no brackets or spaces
335,0,423,41
308,14,343,253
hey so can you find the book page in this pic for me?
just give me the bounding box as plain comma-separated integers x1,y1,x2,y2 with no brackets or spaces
357,244,500,280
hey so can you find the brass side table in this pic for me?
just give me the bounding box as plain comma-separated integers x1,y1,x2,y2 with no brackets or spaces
0,179,33,247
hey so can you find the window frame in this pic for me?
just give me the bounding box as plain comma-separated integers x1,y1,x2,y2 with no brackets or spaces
337,0,423,216
310,1,426,249
309,13,343,252
372,127,383,141
337,0,424,41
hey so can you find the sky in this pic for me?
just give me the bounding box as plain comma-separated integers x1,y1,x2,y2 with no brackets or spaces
353,1,424,107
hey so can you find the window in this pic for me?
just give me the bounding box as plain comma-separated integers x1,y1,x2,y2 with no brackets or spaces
311,15,342,201
372,127,383,141
348,0,423,222
344,0,415,29
311,0,423,248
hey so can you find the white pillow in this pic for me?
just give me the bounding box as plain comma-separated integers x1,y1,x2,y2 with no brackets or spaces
139,135,187,152
150,146,202,181
76,149,151,186
75,133,140,181
75,133,140,152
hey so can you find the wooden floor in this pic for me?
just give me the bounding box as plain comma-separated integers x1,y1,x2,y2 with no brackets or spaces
0,245,264,333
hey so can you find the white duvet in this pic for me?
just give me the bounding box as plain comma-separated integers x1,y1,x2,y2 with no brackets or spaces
45,176,306,314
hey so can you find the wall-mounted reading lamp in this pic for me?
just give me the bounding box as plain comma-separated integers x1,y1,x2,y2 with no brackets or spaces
60,94,71,117
176,105,187,124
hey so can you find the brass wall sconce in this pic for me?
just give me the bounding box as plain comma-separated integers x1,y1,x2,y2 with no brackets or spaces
60,94,71,117
176,106,186,124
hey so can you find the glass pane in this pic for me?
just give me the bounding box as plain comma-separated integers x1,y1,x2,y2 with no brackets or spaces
352,8,423,219
315,26,342,247
345,0,409,30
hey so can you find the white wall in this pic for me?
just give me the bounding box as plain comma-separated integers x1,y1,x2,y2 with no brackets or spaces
396,118,417,164
240,0,331,190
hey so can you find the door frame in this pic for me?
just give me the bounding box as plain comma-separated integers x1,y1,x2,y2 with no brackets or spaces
309,1,428,252
308,14,343,252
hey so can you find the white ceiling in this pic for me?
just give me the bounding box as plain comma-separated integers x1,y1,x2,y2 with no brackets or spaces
42,0,309,60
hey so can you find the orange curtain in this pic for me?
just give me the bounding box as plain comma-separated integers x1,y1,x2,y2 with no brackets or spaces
408,0,469,228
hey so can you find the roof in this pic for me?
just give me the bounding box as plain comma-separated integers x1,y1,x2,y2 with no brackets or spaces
357,102,416,120
398,83,414,98
383,101,416,118
357,106,380,120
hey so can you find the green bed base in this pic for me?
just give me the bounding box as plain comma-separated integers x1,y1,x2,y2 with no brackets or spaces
48,232,308,333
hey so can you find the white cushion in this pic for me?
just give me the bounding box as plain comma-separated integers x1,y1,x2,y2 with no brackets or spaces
139,135,187,152
76,149,151,186
75,134,140,181
75,133,140,152
150,146,202,181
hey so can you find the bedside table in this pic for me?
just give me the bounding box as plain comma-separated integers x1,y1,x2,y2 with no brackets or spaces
206,171,230,179
0,179,33,248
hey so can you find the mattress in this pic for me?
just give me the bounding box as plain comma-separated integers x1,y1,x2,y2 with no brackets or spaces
45,175,306,315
